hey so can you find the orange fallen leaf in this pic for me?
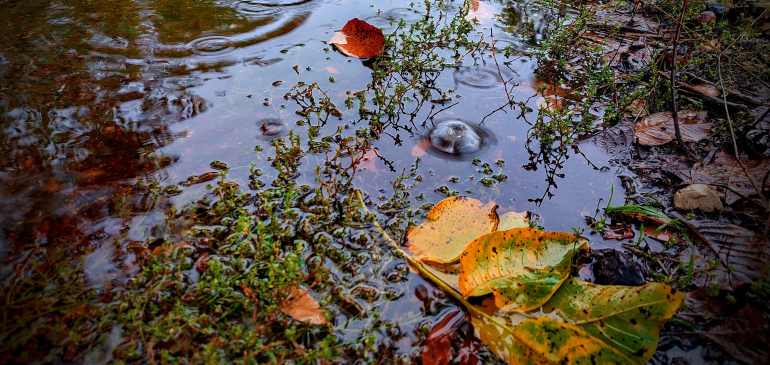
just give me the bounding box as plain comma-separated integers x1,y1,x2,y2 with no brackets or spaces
326,66,340,74
279,287,329,325
329,18,385,58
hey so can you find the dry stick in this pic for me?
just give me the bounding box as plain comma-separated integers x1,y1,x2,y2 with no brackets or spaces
716,56,770,235
669,0,689,150
353,190,523,335
490,28,511,98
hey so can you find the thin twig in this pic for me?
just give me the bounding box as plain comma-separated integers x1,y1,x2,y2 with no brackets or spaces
669,0,689,150
656,257,672,277
716,55,770,235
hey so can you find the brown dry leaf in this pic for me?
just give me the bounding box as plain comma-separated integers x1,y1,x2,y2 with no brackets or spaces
683,219,770,288
279,287,329,325
421,309,480,365
691,84,719,98
406,197,498,265
329,18,385,58
584,119,635,155
603,225,635,240
643,225,676,243
635,111,713,146
326,66,340,74
671,151,770,205
675,287,729,322
705,306,770,364
624,99,648,118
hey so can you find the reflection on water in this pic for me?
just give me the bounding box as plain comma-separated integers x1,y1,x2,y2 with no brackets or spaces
0,0,320,261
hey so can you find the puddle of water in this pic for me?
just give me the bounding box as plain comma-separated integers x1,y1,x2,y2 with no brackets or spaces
0,0,667,361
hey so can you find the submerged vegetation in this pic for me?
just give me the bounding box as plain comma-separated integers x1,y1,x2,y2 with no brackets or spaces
2,0,770,364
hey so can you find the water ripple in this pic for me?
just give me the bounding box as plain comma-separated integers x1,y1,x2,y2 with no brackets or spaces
454,67,500,89
188,36,236,57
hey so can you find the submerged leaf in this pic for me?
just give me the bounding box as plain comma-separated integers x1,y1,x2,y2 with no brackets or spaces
458,228,587,312
422,309,480,365
541,279,684,364
279,287,328,325
329,18,385,58
406,197,498,266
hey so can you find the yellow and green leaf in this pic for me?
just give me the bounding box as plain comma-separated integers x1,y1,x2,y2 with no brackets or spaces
458,228,587,312
473,315,633,365
541,278,685,364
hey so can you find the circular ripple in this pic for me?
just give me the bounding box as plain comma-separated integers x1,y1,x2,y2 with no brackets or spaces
453,67,506,90
427,120,488,155
188,36,235,57
248,0,314,7
236,1,277,16
236,0,314,16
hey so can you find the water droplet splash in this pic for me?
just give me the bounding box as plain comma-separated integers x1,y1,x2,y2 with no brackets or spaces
428,120,488,155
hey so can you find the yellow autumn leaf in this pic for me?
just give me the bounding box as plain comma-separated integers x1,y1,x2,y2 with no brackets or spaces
405,197,498,266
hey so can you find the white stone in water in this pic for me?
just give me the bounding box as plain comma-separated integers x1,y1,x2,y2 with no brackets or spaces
428,120,482,154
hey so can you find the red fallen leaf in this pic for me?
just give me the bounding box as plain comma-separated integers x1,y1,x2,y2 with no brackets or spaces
279,287,329,325
422,309,480,365
329,18,385,58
